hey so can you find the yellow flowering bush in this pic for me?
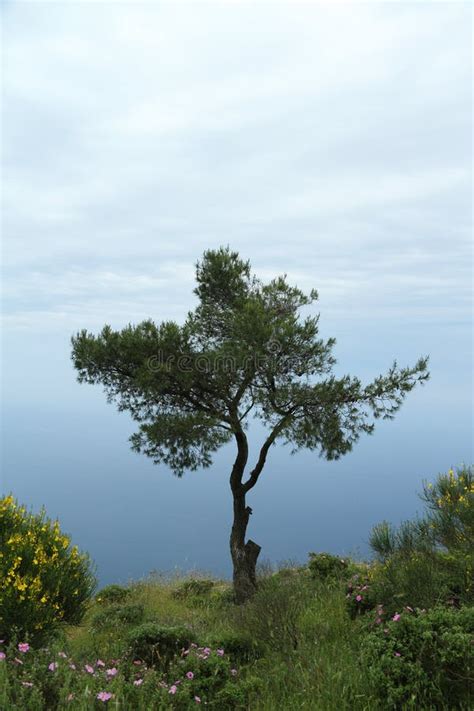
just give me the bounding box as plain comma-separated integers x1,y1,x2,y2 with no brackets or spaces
420,465,474,554
0,495,96,645
367,466,473,614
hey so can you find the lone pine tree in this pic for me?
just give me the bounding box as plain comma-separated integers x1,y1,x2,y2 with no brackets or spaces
71,247,429,602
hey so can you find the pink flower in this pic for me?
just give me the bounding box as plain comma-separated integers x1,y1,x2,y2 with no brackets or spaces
216,648,224,657
97,691,113,702
394,652,401,657
18,643,30,653
106,667,118,677
392,613,401,622
133,660,142,666
96,659,105,667
133,679,143,686
48,662,58,671
195,697,201,704
203,647,211,655
69,663,76,670
169,685,178,695
58,651,67,658
186,671,194,680
0,653,5,661
85,664,95,674
356,595,362,602
230,668,238,676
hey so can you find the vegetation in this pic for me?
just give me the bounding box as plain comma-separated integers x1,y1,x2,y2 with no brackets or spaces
71,247,429,602
0,466,472,709
0,496,96,646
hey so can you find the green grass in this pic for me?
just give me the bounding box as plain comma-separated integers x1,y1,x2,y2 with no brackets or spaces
2,565,473,709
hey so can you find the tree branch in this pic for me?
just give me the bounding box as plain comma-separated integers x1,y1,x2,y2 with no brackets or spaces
242,412,293,493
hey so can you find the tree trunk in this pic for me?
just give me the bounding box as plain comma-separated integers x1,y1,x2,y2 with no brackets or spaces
230,491,261,604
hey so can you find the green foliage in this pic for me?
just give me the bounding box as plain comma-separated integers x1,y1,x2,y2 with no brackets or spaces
367,466,474,616
126,623,196,668
233,574,312,653
71,247,429,473
308,552,349,581
90,603,144,631
95,584,131,606
420,464,474,554
172,579,215,600
206,631,263,663
0,496,96,646
362,606,474,709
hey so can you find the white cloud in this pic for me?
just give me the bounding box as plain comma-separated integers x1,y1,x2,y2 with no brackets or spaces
2,0,471,340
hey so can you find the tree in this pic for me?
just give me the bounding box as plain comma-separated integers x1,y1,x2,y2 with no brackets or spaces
71,247,429,602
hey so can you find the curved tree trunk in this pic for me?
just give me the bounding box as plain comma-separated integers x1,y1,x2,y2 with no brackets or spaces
230,491,261,604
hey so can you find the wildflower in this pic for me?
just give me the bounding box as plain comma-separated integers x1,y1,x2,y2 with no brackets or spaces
394,652,401,657
58,651,67,658
22,681,34,687
356,595,362,602
96,659,105,667
97,691,113,702
48,662,58,671
133,660,142,665
392,613,401,622
375,618,382,625
230,668,238,676
203,647,211,655
216,648,224,656
169,685,178,695
195,697,201,704
69,663,76,670
0,653,5,661
186,671,194,680
85,664,95,674
133,679,143,686
18,643,30,653
106,667,118,677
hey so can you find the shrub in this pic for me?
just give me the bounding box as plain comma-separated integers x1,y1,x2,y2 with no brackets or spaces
166,643,260,709
362,606,474,708
345,571,378,618
172,578,215,599
367,466,474,616
206,631,263,663
90,603,144,631
95,584,131,606
420,464,474,555
0,495,96,645
308,552,349,581
234,575,311,652
127,623,196,668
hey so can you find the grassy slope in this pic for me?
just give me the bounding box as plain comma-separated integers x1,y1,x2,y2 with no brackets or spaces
67,570,372,710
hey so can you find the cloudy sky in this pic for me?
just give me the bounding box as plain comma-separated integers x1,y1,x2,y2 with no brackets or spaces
1,2,472,581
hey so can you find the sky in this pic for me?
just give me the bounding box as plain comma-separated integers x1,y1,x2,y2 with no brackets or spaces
1,1,472,584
